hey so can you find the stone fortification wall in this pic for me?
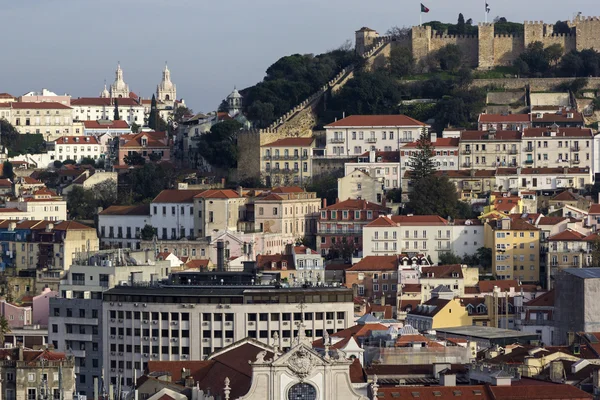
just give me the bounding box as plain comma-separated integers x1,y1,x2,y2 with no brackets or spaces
470,77,600,91
430,34,479,66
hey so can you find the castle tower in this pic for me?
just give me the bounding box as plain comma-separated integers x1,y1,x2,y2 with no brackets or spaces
227,88,243,117
355,27,379,55
574,16,600,52
411,26,432,65
110,63,130,99
523,21,546,49
157,63,177,103
478,23,495,69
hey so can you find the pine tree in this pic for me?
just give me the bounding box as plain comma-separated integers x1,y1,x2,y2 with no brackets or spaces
148,94,158,130
113,99,120,120
409,127,437,181
457,13,466,34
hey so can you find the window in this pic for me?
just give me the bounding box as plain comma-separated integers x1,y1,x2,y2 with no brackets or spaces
288,383,317,400
373,284,379,292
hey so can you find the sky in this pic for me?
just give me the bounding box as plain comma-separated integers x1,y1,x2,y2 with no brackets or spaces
2,0,597,113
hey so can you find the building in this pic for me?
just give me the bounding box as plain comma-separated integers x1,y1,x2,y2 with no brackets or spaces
337,169,384,205
261,137,315,187
518,289,555,345
554,268,600,344
344,255,399,302
19,88,71,105
546,229,596,287
317,199,390,257
194,189,245,237
48,249,171,397
71,97,145,124
1,102,74,140
344,150,401,191
53,135,102,162
405,290,471,332
117,131,170,165
108,63,130,99
478,114,531,131
82,119,132,136
484,216,541,283
0,299,31,329
156,64,177,104
459,131,521,169
0,348,76,400
324,115,427,157
548,190,591,211
98,205,152,249
2,189,66,222
401,135,459,172
150,190,202,241
495,167,593,192
521,127,594,169
531,109,585,128
102,285,354,389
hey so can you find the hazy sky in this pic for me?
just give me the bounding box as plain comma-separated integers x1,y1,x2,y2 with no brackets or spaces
2,0,596,112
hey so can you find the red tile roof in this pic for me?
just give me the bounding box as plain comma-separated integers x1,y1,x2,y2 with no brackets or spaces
403,137,459,147
356,150,400,162
526,289,555,307
477,280,538,293
99,204,150,216
194,189,240,199
531,111,584,123
537,216,568,225
271,186,305,193
261,137,315,147
55,136,99,145
547,229,586,241
72,97,141,107
366,216,396,227
325,115,426,128
523,127,593,137
323,199,389,212
53,220,95,231
0,179,12,188
461,130,521,140
401,283,422,293
152,190,205,203
256,254,295,270
479,114,531,123
489,381,592,399
346,256,399,272
184,259,210,270
121,131,168,148
551,190,580,202
421,264,463,279
588,204,600,214
312,323,388,348
293,246,318,255
391,215,449,225
408,297,451,317
9,102,71,109
83,120,131,129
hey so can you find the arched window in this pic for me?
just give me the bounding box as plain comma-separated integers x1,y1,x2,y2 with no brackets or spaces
288,383,316,400
165,94,170,101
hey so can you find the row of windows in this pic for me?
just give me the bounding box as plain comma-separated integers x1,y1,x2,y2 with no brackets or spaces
320,210,374,220
58,146,98,152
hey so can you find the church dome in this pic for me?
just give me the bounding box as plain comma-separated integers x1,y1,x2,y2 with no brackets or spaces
227,88,242,99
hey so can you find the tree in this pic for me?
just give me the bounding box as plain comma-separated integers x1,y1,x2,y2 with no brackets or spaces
63,159,76,165
456,201,474,218
389,46,415,78
0,315,10,346
67,186,97,220
385,26,411,39
123,151,146,166
53,160,63,169
173,106,193,124
148,152,162,162
0,120,19,151
456,13,466,34
545,44,563,67
131,122,141,133
407,175,460,218
328,237,356,261
514,41,550,76
306,171,342,206
386,188,402,203
553,20,571,35
513,58,530,77
410,128,437,181
196,120,242,169
435,44,462,72
125,163,177,203
438,251,462,265
247,100,275,129
79,157,96,166
148,94,158,130
476,247,493,271
140,224,157,241
114,99,120,120
93,179,117,210
2,161,14,179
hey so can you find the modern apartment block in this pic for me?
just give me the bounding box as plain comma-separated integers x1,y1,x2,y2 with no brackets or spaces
48,249,170,397
101,284,354,391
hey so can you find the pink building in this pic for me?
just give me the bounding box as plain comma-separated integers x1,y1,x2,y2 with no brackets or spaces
117,131,171,165
32,288,59,327
0,299,32,329
19,89,71,106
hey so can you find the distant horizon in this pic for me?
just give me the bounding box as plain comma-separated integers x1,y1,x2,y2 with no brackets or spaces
2,0,597,113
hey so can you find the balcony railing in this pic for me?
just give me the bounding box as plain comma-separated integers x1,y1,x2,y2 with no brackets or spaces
365,137,377,143
508,149,518,154
329,138,345,143
573,159,580,164
525,147,533,152
571,147,580,152
524,160,534,164
461,150,471,155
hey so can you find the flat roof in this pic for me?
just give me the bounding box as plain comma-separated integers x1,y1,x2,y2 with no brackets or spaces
436,326,539,340
563,268,600,279
104,285,352,297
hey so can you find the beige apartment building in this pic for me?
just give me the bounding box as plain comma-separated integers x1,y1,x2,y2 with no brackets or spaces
0,102,74,140
521,127,594,169
193,189,246,237
253,187,321,240
459,130,521,168
261,137,315,187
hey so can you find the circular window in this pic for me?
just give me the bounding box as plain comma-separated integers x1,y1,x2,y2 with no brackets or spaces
288,383,317,400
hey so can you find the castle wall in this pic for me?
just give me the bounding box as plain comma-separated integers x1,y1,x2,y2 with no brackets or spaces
470,77,600,91
429,35,479,67
541,34,576,53
493,35,525,66
574,17,600,51
411,26,432,65
478,23,495,69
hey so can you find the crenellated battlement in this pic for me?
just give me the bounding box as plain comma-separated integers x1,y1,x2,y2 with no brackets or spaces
432,34,478,39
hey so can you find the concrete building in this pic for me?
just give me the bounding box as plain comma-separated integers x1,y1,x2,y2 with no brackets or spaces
53,135,102,162
0,299,31,329
117,131,171,165
554,268,600,344
518,289,555,345
101,285,354,390
20,88,71,105
0,102,74,140
521,127,594,169
150,190,202,241
82,119,132,136
546,229,596,288
261,137,315,187
459,131,521,169
193,189,245,237
344,150,401,191
478,114,531,131
324,115,427,157
71,97,144,124
345,255,399,303
98,205,152,249
401,135,459,173
405,289,471,332
337,169,384,205
48,249,170,397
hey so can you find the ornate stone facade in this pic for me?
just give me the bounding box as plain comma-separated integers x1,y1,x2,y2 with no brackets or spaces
157,64,177,104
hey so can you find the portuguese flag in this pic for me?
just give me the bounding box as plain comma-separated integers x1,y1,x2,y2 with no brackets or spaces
421,3,430,13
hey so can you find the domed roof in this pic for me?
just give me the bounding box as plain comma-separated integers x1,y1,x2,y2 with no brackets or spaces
227,88,242,99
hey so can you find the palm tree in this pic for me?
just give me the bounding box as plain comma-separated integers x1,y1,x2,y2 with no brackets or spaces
0,315,10,346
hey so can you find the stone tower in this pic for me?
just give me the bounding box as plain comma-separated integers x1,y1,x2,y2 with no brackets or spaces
355,27,379,55
227,88,243,117
411,26,432,65
110,63,130,99
100,81,110,98
157,63,177,103
574,16,600,51
478,23,495,69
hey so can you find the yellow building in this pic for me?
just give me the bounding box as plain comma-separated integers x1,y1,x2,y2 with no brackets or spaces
484,216,541,283
482,192,523,216
261,137,315,187
3,102,74,140
405,289,472,331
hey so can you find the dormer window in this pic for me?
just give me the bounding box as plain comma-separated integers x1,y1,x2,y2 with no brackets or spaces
452,272,459,278
271,262,277,269
141,137,148,146
281,261,287,270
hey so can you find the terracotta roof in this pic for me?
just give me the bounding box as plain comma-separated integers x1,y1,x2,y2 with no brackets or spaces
261,137,315,147
53,220,94,231
184,259,210,270
402,137,459,147
366,216,396,227
325,115,426,128
9,102,71,110
408,297,451,317
398,299,421,312
525,289,555,307
256,254,295,270
0,93,14,99
489,381,592,399
83,120,131,129
152,190,205,203
365,304,394,319
477,280,538,293
547,229,586,241
19,177,42,185
520,167,590,175
322,199,389,212
479,114,530,123
349,358,366,383
492,217,539,231
0,179,12,188
401,284,422,293
194,189,240,199
312,323,388,348
537,216,568,225
271,186,305,193
551,191,581,202
460,130,521,140
588,204,600,214
391,215,449,225
55,136,99,145
293,246,318,255
356,150,400,162
346,256,399,272
72,97,141,107
531,111,584,123
421,264,463,279
454,219,484,226
121,131,168,148
0,208,25,213
523,127,593,137
583,232,600,242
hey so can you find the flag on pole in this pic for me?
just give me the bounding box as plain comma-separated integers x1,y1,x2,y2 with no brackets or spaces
420,3,430,13
485,3,490,13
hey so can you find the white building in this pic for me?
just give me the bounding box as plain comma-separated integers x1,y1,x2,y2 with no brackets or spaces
292,245,325,284
150,190,200,241
157,64,177,104
53,136,102,162
343,151,401,190
495,167,592,191
363,215,484,264
5,189,67,221
71,97,144,125
400,135,459,173
83,120,132,136
20,88,71,106
521,127,594,169
324,115,427,157
337,170,384,204
98,205,152,249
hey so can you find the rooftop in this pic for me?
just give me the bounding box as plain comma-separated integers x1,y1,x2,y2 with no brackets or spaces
435,326,540,341
325,114,426,128
562,268,600,279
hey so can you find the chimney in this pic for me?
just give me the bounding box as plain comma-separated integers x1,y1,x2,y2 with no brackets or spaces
439,371,456,387
285,243,293,255
549,360,565,383
216,240,225,272
336,197,339,204
237,186,243,197
431,132,437,143
382,196,387,207
322,198,327,208
221,177,226,185
369,150,376,163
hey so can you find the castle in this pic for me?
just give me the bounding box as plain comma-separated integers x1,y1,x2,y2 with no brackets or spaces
356,15,600,69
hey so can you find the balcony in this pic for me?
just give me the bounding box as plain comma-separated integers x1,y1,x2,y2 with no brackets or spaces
571,146,580,152
68,333,93,342
72,279,85,286
365,137,377,143
400,137,414,143
462,163,471,168
508,149,518,154
525,147,533,152
573,159,580,164
329,138,345,144
461,150,471,155
524,160,534,164
301,155,309,160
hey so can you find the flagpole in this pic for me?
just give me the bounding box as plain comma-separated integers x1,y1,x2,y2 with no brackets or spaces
484,0,487,23
420,11,422,27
